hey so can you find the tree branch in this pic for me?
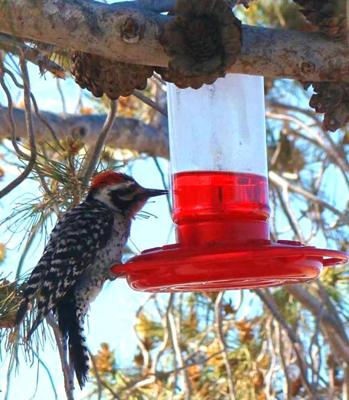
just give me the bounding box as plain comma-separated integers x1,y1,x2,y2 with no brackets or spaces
0,0,348,81
287,285,349,365
0,105,169,158
81,100,117,185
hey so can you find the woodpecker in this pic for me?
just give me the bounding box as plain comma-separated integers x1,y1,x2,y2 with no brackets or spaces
15,171,167,388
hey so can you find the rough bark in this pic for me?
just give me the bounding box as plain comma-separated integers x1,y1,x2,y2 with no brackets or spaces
0,0,348,82
0,105,169,158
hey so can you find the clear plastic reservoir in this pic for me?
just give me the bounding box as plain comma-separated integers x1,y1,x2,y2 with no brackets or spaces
167,74,270,233
167,74,267,176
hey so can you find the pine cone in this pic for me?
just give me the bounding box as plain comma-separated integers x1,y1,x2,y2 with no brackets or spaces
159,0,241,89
306,82,349,131
155,67,220,89
294,0,346,40
71,52,154,99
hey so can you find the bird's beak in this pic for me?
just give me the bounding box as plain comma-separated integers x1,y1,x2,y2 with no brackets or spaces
141,188,168,198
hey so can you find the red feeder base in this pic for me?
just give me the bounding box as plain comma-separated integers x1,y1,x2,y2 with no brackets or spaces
112,171,348,291
112,240,348,292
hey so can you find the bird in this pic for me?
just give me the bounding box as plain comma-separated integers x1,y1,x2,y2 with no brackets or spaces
15,170,167,389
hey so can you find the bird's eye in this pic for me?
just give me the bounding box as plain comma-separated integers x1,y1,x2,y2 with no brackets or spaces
117,188,133,195
118,192,134,201
110,186,137,202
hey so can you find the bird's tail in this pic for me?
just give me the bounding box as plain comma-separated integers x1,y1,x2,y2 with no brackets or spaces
57,296,89,389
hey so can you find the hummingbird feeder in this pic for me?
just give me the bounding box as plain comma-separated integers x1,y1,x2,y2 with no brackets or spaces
113,74,348,292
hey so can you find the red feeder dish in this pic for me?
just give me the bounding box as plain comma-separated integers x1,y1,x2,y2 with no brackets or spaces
112,74,348,291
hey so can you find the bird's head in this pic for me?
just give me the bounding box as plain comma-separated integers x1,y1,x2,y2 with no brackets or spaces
87,171,167,216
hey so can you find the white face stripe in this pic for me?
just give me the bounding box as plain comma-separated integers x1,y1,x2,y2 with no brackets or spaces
109,181,134,190
93,187,115,210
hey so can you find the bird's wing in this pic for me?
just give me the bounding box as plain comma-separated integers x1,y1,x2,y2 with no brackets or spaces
25,201,114,336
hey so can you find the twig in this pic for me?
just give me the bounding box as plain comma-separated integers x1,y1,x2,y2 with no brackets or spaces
267,103,349,171
152,156,171,214
214,292,237,400
81,100,117,186
0,56,37,199
57,78,67,114
167,294,192,400
255,289,317,398
135,332,152,375
308,319,321,387
150,295,172,374
162,349,226,377
0,66,27,159
276,323,292,400
134,298,152,374
266,110,316,137
264,317,277,399
269,171,348,223
133,89,167,116
315,127,349,187
46,314,75,400
99,379,120,399
315,282,348,340
287,285,349,364
30,91,63,150
124,295,178,397
267,100,321,125
86,359,120,399
2,66,63,149
272,184,305,242
120,348,228,394
267,104,349,185
125,375,157,393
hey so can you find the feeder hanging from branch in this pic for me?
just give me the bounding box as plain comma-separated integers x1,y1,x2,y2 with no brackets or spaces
112,74,348,292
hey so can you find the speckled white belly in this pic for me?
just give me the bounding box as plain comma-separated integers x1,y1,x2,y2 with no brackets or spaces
74,214,130,318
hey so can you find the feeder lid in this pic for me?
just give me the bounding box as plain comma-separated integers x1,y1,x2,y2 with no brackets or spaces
112,240,348,292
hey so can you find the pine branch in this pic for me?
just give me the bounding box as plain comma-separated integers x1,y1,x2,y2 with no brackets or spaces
0,34,65,77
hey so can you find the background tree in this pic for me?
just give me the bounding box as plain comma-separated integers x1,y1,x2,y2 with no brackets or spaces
0,0,348,399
